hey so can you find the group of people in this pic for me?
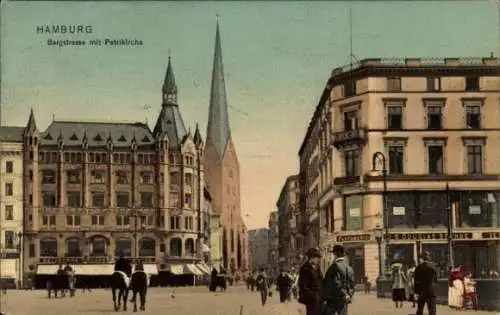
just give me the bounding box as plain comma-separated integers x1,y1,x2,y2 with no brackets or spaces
297,245,355,315
448,265,478,311
247,267,299,305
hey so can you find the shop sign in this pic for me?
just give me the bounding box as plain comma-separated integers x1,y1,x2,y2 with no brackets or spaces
336,234,371,243
482,232,500,239
393,207,405,216
389,232,473,241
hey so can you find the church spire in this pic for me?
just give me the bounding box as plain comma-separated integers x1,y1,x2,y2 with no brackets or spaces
206,20,231,159
162,55,178,105
25,108,38,134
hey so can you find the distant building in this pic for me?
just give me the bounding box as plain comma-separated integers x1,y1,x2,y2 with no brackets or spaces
209,213,223,272
276,174,301,270
267,211,279,277
249,228,269,271
0,126,24,287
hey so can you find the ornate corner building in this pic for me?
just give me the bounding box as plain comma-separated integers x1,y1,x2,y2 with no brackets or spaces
267,211,279,277
17,22,249,285
298,57,500,281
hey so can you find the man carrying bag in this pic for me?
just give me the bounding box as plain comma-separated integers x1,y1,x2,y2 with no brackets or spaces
322,245,355,315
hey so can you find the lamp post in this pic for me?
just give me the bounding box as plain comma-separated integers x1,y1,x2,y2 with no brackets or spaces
374,224,383,277
16,231,23,289
132,210,145,263
446,183,454,268
372,151,389,274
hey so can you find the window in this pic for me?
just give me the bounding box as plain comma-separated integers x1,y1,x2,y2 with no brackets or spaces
5,183,13,196
170,215,180,229
91,192,105,207
67,239,81,256
387,106,403,130
67,191,81,207
387,77,401,92
66,215,81,227
185,155,194,166
4,231,14,249
42,191,57,206
467,145,482,175
42,215,56,226
66,170,81,184
140,172,152,184
91,215,105,225
90,170,105,183
29,244,35,257
388,146,404,175
427,106,442,130
40,238,57,257
343,111,357,131
344,150,359,177
28,170,33,181
116,192,129,207
5,161,13,174
184,193,192,208
5,205,13,220
466,106,481,129
427,77,441,91
465,77,479,91
91,237,107,256
184,217,194,230
42,169,56,184
184,173,193,185
116,215,130,227
116,171,128,184
140,192,153,207
344,80,356,97
428,146,444,174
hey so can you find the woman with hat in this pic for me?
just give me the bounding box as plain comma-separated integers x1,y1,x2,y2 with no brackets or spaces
391,262,407,308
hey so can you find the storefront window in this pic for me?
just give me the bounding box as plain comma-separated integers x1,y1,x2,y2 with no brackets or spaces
387,244,414,269
343,195,363,230
422,244,448,278
386,192,417,228
457,191,499,228
454,244,493,278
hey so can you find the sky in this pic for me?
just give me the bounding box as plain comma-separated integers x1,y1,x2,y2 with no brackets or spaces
1,1,498,229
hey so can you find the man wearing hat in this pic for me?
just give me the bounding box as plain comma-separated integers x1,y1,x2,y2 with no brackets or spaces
323,245,355,315
298,248,324,315
414,251,437,315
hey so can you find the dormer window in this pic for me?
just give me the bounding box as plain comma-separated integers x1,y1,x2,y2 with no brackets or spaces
69,133,78,141
94,134,103,142
118,135,127,142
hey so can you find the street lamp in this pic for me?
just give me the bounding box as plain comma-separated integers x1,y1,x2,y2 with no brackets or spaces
372,151,389,274
446,183,454,268
132,211,146,263
374,224,383,277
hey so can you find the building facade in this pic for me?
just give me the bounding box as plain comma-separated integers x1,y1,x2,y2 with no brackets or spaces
0,127,25,287
300,57,500,284
203,22,249,273
209,213,223,271
249,228,269,272
267,211,279,277
22,56,211,284
276,175,302,270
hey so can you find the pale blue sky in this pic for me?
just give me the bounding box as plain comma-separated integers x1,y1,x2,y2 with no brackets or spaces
1,1,498,229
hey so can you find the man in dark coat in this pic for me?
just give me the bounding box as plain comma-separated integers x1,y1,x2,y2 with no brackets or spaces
298,248,324,315
114,255,132,277
414,252,437,315
323,245,355,315
276,269,293,302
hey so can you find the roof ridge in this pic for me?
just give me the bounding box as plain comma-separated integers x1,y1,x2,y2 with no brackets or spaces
53,119,147,126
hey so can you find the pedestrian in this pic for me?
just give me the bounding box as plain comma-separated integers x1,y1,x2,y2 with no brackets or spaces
276,269,293,302
255,268,270,306
414,252,437,315
391,262,407,308
407,267,416,308
298,248,323,315
447,265,465,309
322,245,355,315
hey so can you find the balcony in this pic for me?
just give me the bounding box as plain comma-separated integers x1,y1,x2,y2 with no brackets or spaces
331,128,367,149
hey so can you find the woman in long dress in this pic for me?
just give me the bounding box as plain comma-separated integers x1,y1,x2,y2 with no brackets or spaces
406,267,416,308
391,263,407,308
448,266,465,309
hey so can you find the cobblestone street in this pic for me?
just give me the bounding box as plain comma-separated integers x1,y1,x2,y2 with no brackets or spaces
0,286,496,315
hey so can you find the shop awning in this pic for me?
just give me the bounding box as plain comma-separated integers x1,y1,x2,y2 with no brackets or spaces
36,264,115,275
197,262,211,274
167,264,184,275
141,264,158,275
184,264,203,275
194,264,209,275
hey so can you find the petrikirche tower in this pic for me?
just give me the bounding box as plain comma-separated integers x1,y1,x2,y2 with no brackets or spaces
204,22,249,273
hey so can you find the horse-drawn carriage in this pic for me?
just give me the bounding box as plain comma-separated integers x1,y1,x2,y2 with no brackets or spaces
47,269,76,298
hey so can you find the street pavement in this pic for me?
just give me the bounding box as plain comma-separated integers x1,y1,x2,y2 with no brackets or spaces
0,285,496,315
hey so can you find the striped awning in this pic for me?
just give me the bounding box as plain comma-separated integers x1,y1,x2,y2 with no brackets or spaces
167,264,184,275
194,264,209,275
37,264,114,275
197,262,211,274
184,264,203,275
138,264,158,275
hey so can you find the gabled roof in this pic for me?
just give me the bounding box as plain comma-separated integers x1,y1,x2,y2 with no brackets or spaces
40,121,152,147
0,126,24,142
153,105,188,149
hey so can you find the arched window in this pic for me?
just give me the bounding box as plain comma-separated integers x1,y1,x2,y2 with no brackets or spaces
169,238,182,257
66,238,81,257
40,238,58,257
185,238,195,256
139,237,155,257
115,238,132,257
230,229,235,252
90,236,107,256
